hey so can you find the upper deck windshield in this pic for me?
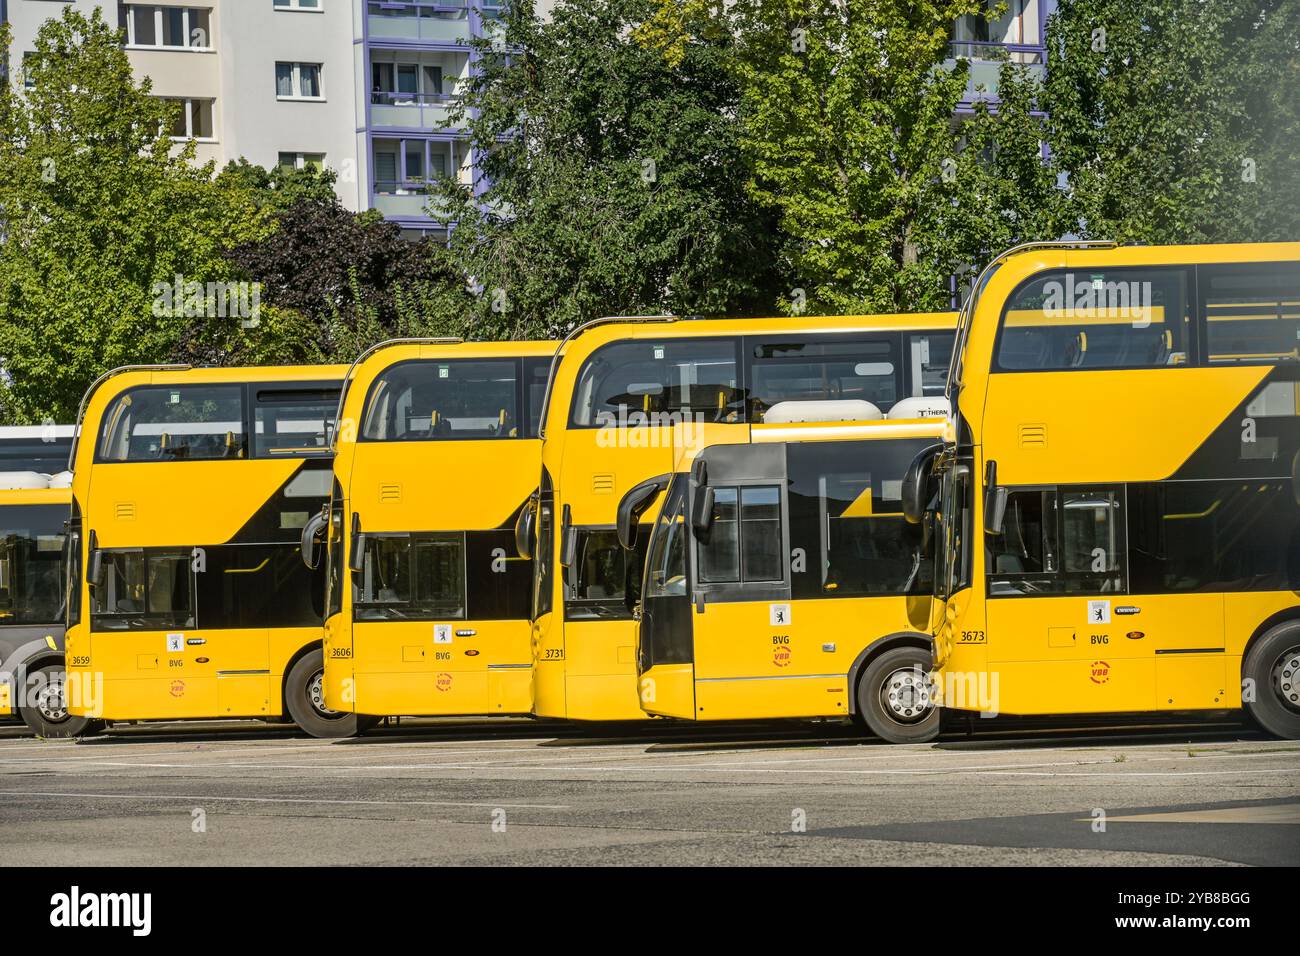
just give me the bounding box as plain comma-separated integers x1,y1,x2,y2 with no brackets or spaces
361,358,551,441
96,381,339,462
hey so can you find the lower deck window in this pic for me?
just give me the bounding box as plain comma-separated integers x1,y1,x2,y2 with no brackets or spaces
353,533,465,620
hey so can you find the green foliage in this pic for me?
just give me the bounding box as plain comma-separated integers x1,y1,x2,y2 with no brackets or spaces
727,0,1064,314
218,158,341,215
429,0,786,338
1044,0,1300,243
0,8,266,423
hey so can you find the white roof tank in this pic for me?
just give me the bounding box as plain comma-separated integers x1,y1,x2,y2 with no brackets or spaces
887,396,951,420
0,471,52,490
763,400,883,424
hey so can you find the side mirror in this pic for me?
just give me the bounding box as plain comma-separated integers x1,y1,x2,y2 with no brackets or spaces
86,530,102,588
983,459,1008,535
688,459,713,535
300,508,326,570
691,486,715,536
515,496,537,561
615,475,670,550
560,504,577,567
348,513,366,573
901,443,943,524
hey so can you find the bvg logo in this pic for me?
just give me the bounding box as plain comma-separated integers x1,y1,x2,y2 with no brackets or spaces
1090,660,1112,684
50,886,151,936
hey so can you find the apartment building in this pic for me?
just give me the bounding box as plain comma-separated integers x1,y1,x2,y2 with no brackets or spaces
4,1,1045,236
4,0,364,211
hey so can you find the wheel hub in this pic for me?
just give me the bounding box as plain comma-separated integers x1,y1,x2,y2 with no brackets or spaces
881,666,934,724
34,676,69,723
308,670,341,718
1273,645,1300,715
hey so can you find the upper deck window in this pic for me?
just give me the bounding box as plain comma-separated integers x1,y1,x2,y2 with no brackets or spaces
97,385,246,462
569,339,742,428
749,338,899,419
995,267,1191,371
253,388,338,456
361,360,522,441
522,357,552,439
1203,261,1300,364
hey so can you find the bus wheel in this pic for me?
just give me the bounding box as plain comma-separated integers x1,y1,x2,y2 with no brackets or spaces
857,647,941,744
1243,622,1300,740
18,665,98,739
285,650,362,739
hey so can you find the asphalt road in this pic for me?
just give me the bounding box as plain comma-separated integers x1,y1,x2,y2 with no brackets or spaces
0,716,1297,866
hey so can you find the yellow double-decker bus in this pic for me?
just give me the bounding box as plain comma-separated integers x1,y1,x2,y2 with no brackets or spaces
524,313,958,721
313,339,554,730
614,414,949,742
915,241,1300,738
64,364,352,736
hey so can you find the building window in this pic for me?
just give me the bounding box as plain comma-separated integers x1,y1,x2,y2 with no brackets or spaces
21,52,37,89
163,98,215,140
121,5,212,50
953,0,1029,45
274,0,321,9
276,62,323,101
278,152,326,171
370,59,450,104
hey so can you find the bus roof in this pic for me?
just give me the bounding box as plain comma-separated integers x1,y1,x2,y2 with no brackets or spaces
570,312,955,352
0,425,77,440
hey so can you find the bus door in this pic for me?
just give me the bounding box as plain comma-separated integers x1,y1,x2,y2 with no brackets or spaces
982,482,1222,714
639,444,811,720
89,547,218,719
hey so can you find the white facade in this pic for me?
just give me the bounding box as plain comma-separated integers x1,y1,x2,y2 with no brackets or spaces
5,0,363,209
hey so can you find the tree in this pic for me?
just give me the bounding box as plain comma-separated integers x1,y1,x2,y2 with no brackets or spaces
214,196,468,367
219,158,342,215
0,8,267,423
723,0,1064,315
1044,0,1300,244
429,0,786,338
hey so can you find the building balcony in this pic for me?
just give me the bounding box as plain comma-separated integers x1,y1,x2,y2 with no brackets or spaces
367,2,472,45
946,40,1046,105
372,183,446,219
370,91,460,129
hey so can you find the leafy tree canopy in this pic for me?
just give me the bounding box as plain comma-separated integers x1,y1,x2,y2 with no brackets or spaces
0,8,267,422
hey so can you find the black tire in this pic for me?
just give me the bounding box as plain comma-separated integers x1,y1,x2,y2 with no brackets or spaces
284,649,363,739
856,646,941,744
18,664,101,739
1243,621,1300,740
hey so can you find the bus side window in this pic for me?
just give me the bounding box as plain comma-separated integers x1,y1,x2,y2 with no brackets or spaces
1060,489,1125,593
1202,261,1300,364
988,488,1125,596
907,332,955,397
696,486,783,588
